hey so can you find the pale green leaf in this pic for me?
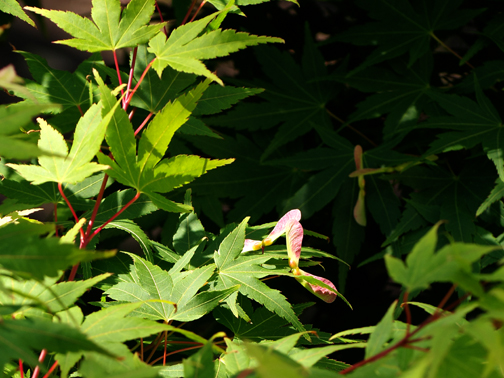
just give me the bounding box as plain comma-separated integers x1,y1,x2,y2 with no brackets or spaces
26,0,162,52
0,0,36,26
148,12,283,84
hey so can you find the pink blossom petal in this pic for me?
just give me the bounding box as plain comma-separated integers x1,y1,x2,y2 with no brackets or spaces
285,219,303,268
242,239,263,253
264,209,301,246
297,270,337,303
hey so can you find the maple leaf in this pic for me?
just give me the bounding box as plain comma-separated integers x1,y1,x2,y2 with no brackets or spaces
335,0,484,74
94,73,234,213
7,100,120,185
148,11,283,85
26,0,162,52
205,26,336,159
421,81,504,181
214,218,308,336
329,55,434,141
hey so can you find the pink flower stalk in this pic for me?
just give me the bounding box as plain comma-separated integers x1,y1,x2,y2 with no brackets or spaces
242,209,301,253
353,145,367,226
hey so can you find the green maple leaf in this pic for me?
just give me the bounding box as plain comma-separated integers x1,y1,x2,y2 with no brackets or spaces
95,74,234,213
330,55,434,141
0,0,36,26
335,0,484,74
213,218,308,337
7,99,120,185
105,252,238,322
26,0,162,52
12,52,108,133
205,27,336,159
148,11,283,85
421,82,504,181
186,133,299,222
384,161,495,246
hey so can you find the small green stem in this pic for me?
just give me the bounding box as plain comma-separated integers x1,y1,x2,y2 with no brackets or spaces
430,32,474,69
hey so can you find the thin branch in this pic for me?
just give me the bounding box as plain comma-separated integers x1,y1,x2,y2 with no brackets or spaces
402,291,411,335
135,112,154,136
42,361,59,378
87,191,141,244
58,183,84,242
436,284,457,314
146,331,168,363
189,0,207,23
18,360,24,378
155,1,168,36
163,330,168,366
124,59,156,110
430,32,475,69
326,109,378,147
149,345,203,365
83,174,110,241
124,47,139,111
182,0,199,25
113,50,126,107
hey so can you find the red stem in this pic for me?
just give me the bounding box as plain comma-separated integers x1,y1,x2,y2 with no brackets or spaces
42,361,59,378
18,359,24,378
113,50,126,107
31,349,47,378
68,263,79,282
135,112,154,136
123,59,156,110
124,47,138,111
163,330,168,366
84,174,110,241
339,286,461,375
436,284,457,314
181,0,199,25
141,338,144,361
129,108,136,121
76,104,84,117
155,1,168,36
58,183,84,243
87,191,141,244
149,345,203,365
189,0,206,22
